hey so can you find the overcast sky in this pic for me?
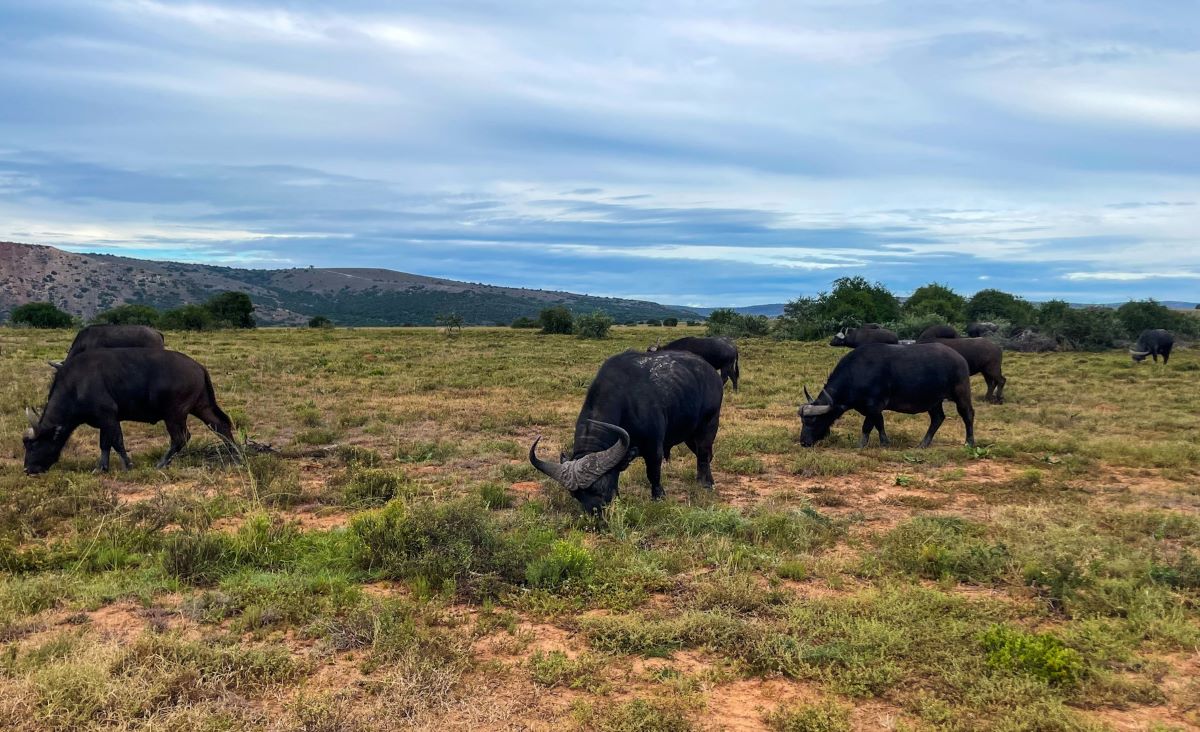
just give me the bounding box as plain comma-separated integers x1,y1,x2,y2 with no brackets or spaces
2,1,1198,306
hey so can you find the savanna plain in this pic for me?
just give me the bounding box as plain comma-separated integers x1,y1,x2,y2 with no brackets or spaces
0,326,1197,732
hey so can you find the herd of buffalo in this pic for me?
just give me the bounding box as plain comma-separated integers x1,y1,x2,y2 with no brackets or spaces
19,321,1177,514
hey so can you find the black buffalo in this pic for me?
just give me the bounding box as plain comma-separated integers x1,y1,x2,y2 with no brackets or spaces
1130,329,1174,363
830,326,900,348
921,337,1007,403
23,349,238,474
530,350,723,514
799,343,975,448
61,324,165,363
966,322,999,338
648,336,740,390
916,324,959,342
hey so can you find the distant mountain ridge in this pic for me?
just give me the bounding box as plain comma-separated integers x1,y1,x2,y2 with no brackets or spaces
0,242,700,326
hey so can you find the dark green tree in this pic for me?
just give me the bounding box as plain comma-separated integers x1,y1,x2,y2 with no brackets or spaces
510,316,539,329
663,317,679,327
574,310,613,339
308,315,334,328
965,289,1035,327
904,283,965,322
160,304,216,331
204,291,256,328
538,306,574,335
92,304,161,327
9,302,73,328
1116,300,1174,339
821,276,900,325
706,308,769,337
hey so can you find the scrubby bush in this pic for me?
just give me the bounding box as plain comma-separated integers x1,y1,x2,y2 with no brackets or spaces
539,306,574,335
1043,306,1121,351
511,316,539,328
981,625,1085,686
351,498,503,589
9,302,73,328
765,700,851,732
308,315,334,328
525,537,595,589
92,304,161,327
574,310,613,339
892,312,954,340
1117,299,1199,338
663,317,679,327
707,308,769,338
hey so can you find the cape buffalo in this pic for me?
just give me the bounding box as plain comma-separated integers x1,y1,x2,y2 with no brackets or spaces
966,322,999,338
529,350,723,514
917,324,959,342
1130,329,1174,364
23,348,238,474
922,337,1007,403
648,336,740,390
830,326,900,348
799,343,975,448
62,324,165,362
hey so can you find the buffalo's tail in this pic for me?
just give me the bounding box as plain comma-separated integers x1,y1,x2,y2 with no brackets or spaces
201,370,240,456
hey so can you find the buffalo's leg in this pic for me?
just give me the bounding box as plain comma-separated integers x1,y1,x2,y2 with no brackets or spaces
992,371,1006,404
872,413,890,447
111,425,133,470
688,417,718,488
953,388,976,447
859,416,874,448
97,422,116,472
646,445,665,500
158,418,191,468
1162,347,1171,364
919,404,946,448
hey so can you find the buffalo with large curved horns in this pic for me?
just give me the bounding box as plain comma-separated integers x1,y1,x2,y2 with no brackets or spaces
529,350,724,514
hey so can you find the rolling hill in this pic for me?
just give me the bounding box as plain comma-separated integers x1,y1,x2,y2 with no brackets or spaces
0,242,702,326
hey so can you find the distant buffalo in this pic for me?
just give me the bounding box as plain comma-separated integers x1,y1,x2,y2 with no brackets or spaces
966,322,999,338
917,324,959,342
799,343,974,448
57,324,165,366
648,336,740,390
830,326,899,348
24,349,238,474
1130,329,1174,364
530,350,723,514
921,337,1007,403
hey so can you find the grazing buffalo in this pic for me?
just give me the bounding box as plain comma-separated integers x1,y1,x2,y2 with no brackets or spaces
648,336,740,390
966,322,999,338
917,324,959,342
1130,329,1174,364
830,326,900,348
530,350,723,514
56,324,165,366
23,349,238,474
922,337,1007,403
799,343,975,448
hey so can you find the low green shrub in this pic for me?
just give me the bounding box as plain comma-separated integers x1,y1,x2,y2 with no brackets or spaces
981,625,1085,686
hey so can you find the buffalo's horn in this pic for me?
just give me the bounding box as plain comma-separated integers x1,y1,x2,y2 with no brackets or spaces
803,385,813,402
529,436,567,485
25,407,39,429
835,330,845,339
48,361,63,370
528,420,631,492
23,428,34,440
800,404,832,416
1129,349,1150,356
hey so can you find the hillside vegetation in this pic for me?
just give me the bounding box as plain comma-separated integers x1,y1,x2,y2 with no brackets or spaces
0,242,698,326
0,327,1197,730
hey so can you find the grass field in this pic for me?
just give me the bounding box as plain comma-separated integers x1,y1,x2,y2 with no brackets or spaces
0,326,1197,731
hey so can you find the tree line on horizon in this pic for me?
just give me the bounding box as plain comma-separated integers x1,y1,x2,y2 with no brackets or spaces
704,277,1200,351
6,279,1196,351
6,292,256,331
